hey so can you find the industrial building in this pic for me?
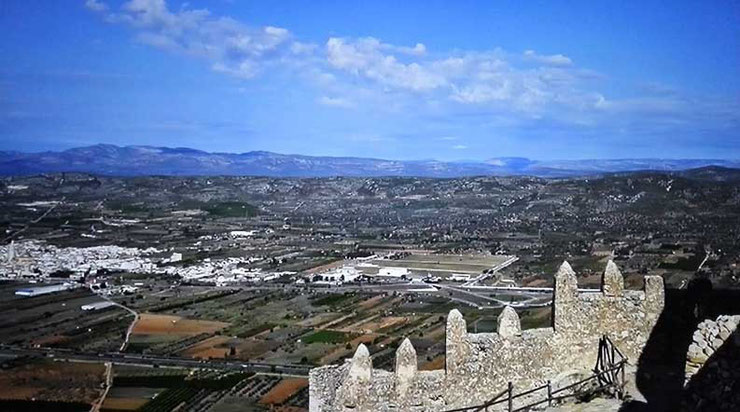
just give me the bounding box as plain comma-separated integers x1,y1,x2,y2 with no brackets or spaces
14,283,77,297
81,301,116,311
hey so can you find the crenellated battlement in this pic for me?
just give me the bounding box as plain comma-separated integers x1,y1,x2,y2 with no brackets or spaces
309,261,665,411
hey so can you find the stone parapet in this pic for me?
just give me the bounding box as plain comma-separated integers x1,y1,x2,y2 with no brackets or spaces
309,261,665,411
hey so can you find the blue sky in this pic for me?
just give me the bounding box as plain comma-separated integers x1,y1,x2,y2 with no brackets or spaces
0,0,738,160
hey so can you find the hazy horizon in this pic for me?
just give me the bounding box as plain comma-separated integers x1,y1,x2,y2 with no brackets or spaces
3,143,740,163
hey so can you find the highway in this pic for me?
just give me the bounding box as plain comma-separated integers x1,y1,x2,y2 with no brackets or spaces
0,345,312,377
463,256,520,286
231,281,567,309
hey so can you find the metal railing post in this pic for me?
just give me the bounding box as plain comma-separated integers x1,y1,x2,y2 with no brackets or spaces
547,380,552,406
611,342,616,384
507,381,513,412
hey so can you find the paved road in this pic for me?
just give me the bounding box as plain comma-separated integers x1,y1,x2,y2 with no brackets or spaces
233,281,600,295
0,346,312,377
697,248,711,272
464,256,520,286
88,288,140,412
89,287,139,352
231,281,567,309
91,362,113,412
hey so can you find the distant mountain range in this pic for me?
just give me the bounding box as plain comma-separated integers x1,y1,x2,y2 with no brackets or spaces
0,144,738,178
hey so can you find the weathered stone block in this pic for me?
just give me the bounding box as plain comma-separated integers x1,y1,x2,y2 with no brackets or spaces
446,308,468,376
497,306,521,338
712,338,724,349
644,275,665,310
395,338,417,397
554,261,578,303
689,352,709,364
601,260,624,296
688,343,702,356
349,343,372,381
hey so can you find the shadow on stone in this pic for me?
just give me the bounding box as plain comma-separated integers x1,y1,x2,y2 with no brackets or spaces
621,278,740,412
681,319,740,411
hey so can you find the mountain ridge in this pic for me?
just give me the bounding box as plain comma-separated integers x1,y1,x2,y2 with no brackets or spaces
0,145,738,178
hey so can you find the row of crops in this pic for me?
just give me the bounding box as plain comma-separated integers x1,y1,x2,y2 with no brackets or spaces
108,366,310,411
142,332,213,356
138,387,204,412
141,289,240,313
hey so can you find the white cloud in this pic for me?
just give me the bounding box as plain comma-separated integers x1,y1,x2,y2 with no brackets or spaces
86,0,737,135
452,144,468,150
317,96,354,108
523,50,573,66
212,61,258,79
320,43,579,112
290,41,317,55
451,81,512,104
90,1,578,108
326,37,446,91
93,0,295,78
384,42,426,56
85,0,108,11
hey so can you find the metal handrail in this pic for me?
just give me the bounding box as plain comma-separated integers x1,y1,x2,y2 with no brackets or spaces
510,361,626,412
603,335,626,361
443,335,627,412
444,387,510,412
474,385,511,412
551,360,625,396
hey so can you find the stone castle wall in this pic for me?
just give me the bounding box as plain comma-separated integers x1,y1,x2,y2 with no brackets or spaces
683,314,740,411
309,261,665,411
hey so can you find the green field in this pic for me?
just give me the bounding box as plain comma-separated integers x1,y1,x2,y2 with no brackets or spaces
312,293,354,307
302,330,356,344
204,201,258,217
